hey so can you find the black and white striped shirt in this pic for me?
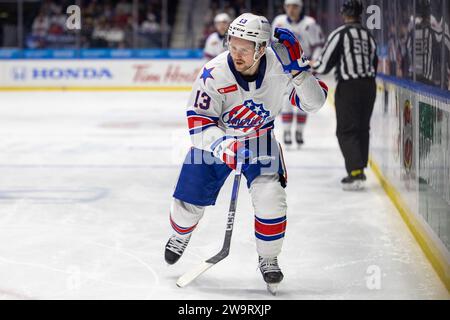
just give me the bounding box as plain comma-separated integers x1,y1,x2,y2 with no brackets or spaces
407,21,441,85
312,23,378,81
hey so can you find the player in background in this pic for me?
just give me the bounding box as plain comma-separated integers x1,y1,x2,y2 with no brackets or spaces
164,13,327,292
272,0,325,147
203,13,231,60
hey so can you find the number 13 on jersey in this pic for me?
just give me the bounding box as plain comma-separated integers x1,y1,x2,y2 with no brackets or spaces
194,90,211,110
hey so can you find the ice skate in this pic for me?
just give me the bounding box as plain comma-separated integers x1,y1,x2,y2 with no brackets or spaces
259,256,284,295
283,130,293,149
341,170,366,191
295,130,304,147
164,234,191,265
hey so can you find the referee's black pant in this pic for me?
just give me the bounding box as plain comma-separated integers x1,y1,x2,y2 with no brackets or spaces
335,78,376,175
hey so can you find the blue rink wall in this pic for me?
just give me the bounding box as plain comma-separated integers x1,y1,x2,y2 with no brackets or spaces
371,75,450,290
0,49,449,291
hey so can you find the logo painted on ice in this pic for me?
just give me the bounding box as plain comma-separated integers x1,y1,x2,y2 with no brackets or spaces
222,99,270,130
366,265,382,290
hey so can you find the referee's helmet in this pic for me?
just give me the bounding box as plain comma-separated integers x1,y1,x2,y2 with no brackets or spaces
340,0,363,18
416,0,431,18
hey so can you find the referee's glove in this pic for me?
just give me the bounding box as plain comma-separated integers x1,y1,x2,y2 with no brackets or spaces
272,27,311,75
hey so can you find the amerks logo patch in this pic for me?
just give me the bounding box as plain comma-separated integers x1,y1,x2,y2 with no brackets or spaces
222,99,270,132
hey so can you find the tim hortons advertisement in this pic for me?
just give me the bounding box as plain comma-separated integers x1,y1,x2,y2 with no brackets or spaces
0,60,204,88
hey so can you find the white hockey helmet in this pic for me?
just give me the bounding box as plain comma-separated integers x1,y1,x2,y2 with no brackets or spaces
284,0,303,6
214,13,231,24
227,13,272,61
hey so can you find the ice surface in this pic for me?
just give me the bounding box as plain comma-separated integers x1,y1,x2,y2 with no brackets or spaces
0,90,448,299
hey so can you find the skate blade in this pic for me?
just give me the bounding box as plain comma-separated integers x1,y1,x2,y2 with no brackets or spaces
342,180,364,191
267,283,279,296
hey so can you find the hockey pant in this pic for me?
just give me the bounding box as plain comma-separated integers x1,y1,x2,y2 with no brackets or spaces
335,78,376,174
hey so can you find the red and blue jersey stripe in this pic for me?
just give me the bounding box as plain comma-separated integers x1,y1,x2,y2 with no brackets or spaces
289,78,328,111
289,88,302,110
317,78,328,98
255,215,287,241
187,110,219,135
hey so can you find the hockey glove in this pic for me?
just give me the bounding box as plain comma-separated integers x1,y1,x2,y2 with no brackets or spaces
272,27,311,74
213,139,253,171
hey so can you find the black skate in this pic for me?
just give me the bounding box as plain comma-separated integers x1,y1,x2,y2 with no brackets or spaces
295,130,304,146
258,256,284,295
341,170,366,191
283,131,292,146
164,234,191,265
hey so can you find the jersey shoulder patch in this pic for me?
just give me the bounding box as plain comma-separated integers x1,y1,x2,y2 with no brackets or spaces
218,84,238,94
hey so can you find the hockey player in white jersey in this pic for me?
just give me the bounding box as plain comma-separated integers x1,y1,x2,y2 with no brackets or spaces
165,13,327,292
272,0,325,147
203,13,231,60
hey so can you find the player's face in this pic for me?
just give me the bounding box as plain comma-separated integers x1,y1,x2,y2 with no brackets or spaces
228,36,256,72
285,4,301,20
215,21,229,36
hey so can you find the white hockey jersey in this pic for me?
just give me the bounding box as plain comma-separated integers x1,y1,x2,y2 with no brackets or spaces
272,14,325,61
203,32,226,60
186,49,328,152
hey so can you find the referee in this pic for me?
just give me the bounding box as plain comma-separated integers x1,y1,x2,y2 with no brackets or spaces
312,0,378,190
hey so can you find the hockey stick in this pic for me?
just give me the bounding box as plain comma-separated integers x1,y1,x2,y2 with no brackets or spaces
176,160,243,287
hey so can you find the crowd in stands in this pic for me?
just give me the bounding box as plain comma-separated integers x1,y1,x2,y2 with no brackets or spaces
27,0,170,49
25,0,294,50
199,0,287,48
